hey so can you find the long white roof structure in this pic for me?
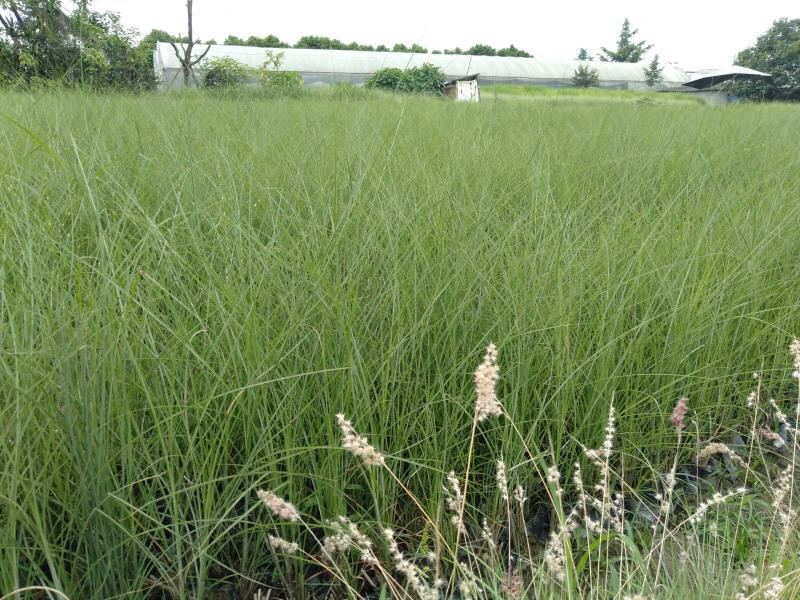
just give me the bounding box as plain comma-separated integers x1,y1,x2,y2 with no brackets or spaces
154,42,707,89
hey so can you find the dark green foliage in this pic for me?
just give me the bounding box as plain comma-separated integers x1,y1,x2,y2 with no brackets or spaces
443,47,464,55
366,63,445,94
365,66,404,91
467,43,497,56
202,56,250,88
392,42,427,53
294,35,343,49
497,44,532,58
643,54,664,87
0,1,156,90
293,35,373,51
223,34,289,48
599,18,652,62
576,48,592,61
733,18,800,101
572,63,599,87
402,62,444,92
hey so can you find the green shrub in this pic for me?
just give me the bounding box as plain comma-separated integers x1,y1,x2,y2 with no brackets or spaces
255,51,303,90
403,63,446,94
366,63,445,95
365,67,406,91
202,56,251,89
572,63,600,87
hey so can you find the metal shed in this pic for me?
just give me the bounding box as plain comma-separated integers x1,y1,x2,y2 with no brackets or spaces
442,74,480,102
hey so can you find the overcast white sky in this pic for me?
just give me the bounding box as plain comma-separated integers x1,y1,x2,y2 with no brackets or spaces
91,1,797,69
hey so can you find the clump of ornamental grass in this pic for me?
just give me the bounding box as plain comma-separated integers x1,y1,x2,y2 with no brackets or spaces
249,341,800,599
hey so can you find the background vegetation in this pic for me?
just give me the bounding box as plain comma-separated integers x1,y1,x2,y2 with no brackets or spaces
365,63,446,94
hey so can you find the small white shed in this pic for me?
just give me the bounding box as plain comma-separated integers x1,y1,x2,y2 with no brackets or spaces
442,74,480,102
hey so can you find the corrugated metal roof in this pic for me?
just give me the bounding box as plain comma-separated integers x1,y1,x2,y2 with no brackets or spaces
154,43,692,85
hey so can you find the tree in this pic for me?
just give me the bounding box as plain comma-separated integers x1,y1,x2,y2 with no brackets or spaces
599,18,652,62
443,47,464,55
224,34,289,48
572,63,599,87
0,0,78,81
169,0,210,86
576,48,592,61
497,44,532,58
733,18,800,101
0,1,155,89
467,43,496,56
642,53,664,87
295,36,350,50
392,43,427,53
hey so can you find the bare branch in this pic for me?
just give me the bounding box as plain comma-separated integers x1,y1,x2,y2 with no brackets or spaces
169,41,185,63
189,44,211,67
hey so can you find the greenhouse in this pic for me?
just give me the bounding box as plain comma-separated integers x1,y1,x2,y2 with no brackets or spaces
154,42,696,90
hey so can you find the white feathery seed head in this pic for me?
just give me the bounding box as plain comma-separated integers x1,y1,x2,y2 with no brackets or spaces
474,343,502,421
256,489,300,522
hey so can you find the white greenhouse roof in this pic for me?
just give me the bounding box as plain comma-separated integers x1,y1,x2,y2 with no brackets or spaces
154,42,694,85
683,65,770,88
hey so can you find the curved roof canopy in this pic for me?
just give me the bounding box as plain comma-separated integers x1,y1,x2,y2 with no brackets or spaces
683,66,770,89
154,43,694,86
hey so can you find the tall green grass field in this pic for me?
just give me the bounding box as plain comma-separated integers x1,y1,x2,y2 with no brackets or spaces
2,90,800,597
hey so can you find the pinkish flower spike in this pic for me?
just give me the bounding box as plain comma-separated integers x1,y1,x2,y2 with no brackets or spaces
671,396,688,430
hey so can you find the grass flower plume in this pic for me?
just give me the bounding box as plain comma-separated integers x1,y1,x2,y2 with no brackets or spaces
474,343,501,421
256,489,300,521
336,413,385,466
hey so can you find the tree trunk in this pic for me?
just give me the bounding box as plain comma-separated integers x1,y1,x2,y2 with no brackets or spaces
169,0,210,87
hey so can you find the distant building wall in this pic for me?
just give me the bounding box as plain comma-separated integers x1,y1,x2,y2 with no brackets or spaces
154,43,691,91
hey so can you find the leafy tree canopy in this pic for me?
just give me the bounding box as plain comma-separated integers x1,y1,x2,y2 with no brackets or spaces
497,44,532,58
576,48,592,61
467,43,496,56
572,63,599,87
224,34,288,48
733,18,800,100
642,53,664,87
599,18,652,62
0,0,155,89
294,35,374,51
392,42,427,53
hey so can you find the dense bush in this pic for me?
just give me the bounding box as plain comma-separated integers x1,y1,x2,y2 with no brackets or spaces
366,63,445,94
0,2,156,91
365,67,406,91
202,57,251,88
572,63,600,87
202,52,303,92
